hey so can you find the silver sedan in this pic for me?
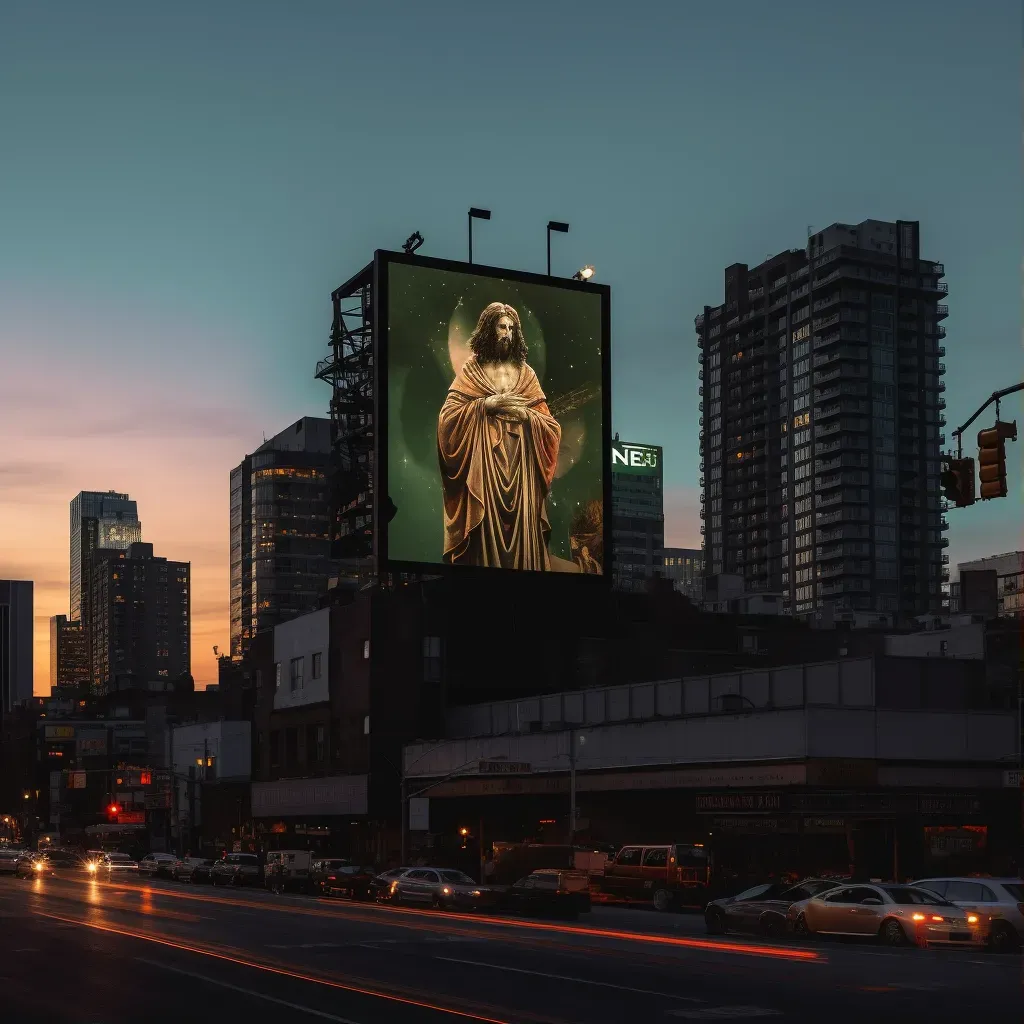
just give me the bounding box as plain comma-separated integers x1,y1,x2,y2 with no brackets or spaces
389,868,497,910
787,883,984,947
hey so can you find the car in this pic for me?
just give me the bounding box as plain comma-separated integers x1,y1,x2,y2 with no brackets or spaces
16,849,90,880
389,867,498,910
600,842,711,910
501,870,590,919
313,861,377,900
172,857,214,883
913,877,1024,953
264,850,314,893
210,853,262,887
138,853,177,878
0,849,27,875
369,866,413,903
787,883,984,947
705,879,843,937
93,851,140,877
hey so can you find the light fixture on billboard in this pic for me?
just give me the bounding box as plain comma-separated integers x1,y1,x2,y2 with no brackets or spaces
402,232,424,255
572,265,595,282
546,220,569,277
468,208,491,263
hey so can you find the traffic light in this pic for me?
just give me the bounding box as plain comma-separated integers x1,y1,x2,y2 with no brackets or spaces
940,456,976,508
977,420,1017,500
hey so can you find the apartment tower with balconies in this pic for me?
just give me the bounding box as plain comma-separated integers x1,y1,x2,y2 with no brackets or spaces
695,220,948,619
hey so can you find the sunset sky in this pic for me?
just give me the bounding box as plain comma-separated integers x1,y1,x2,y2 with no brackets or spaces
1,1,1020,695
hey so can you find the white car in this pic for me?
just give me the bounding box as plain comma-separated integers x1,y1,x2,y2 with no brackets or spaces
138,853,177,878
0,849,27,874
914,877,1024,953
95,852,139,876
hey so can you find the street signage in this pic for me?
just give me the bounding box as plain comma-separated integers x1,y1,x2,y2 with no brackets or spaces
1003,770,1022,788
117,811,145,825
68,771,87,790
478,760,531,775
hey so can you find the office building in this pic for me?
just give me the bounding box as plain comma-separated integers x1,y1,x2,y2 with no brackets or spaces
611,438,664,591
662,548,705,602
952,551,1024,618
70,491,142,623
0,581,33,712
696,219,948,618
230,417,337,659
49,615,89,694
88,542,190,693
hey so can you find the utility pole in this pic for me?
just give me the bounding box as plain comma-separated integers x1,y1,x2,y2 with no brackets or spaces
568,730,577,851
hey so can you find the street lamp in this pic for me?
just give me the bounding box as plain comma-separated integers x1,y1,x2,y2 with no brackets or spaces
547,221,569,277
572,265,595,282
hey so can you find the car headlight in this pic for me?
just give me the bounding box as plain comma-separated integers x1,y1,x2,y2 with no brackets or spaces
33,862,43,871
87,862,97,873
471,890,482,897
390,881,398,893
442,887,451,895
967,914,978,924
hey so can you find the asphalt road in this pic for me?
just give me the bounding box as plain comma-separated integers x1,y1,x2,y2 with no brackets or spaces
0,876,1019,1024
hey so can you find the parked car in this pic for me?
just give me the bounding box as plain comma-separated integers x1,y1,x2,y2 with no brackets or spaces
210,853,262,887
787,883,984,947
16,849,89,880
313,861,377,900
501,870,590,919
94,852,140,877
600,843,710,910
389,867,498,910
172,857,214,883
138,853,177,878
705,879,843,937
913,877,1024,953
369,866,413,903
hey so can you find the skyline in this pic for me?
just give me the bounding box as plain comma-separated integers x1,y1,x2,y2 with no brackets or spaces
1,1,1020,694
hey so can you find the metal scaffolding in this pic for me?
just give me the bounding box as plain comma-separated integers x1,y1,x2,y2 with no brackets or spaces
314,263,375,582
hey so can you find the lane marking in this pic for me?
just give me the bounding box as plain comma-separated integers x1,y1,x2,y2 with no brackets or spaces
267,943,343,950
135,958,366,1023
35,911,511,1023
667,1009,781,1019
434,956,704,1003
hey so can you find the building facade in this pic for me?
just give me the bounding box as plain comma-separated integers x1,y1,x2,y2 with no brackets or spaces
70,491,142,623
230,417,337,659
611,439,664,592
696,219,948,618
952,552,1024,618
0,580,33,712
662,548,705,602
49,615,89,694
88,542,190,692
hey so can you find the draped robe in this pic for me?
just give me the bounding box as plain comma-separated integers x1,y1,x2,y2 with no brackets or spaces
437,356,561,569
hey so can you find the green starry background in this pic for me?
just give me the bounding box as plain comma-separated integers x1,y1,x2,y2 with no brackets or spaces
385,260,605,568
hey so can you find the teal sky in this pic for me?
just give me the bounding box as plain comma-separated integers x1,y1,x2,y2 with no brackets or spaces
1,1,1020,688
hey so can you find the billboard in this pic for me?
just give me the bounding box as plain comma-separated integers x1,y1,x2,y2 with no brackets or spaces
611,441,662,476
377,251,610,576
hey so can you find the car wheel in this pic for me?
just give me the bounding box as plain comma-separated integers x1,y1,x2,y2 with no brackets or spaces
705,908,726,935
988,922,1020,954
879,918,907,947
793,913,812,938
431,894,445,910
652,888,673,912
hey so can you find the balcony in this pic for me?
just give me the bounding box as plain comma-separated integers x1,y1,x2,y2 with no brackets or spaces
935,304,949,318
816,473,844,491
813,385,841,404
813,366,842,386
816,402,842,420
816,491,843,508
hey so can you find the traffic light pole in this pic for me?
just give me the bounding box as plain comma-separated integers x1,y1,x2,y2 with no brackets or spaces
951,382,1024,459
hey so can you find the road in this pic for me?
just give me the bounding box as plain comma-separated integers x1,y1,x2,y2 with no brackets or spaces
0,876,1019,1023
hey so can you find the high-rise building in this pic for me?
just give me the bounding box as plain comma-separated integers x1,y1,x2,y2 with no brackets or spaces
230,417,336,659
662,548,705,602
696,219,948,618
611,439,664,591
70,490,142,621
0,580,33,712
49,615,89,693
88,542,190,692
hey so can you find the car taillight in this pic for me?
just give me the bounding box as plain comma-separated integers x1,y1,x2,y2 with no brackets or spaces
912,912,926,921
327,875,336,881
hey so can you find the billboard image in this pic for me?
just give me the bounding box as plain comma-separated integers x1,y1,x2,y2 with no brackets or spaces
611,441,662,476
378,251,610,575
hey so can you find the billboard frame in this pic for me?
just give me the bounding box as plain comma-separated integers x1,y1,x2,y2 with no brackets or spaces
373,248,612,581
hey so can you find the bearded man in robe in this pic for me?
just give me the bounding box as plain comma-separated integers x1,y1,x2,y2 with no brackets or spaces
437,302,561,569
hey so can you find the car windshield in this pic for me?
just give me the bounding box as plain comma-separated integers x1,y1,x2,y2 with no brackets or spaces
884,886,954,906
108,853,132,861
235,855,258,864
732,884,775,901
781,881,838,901
439,870,475,884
